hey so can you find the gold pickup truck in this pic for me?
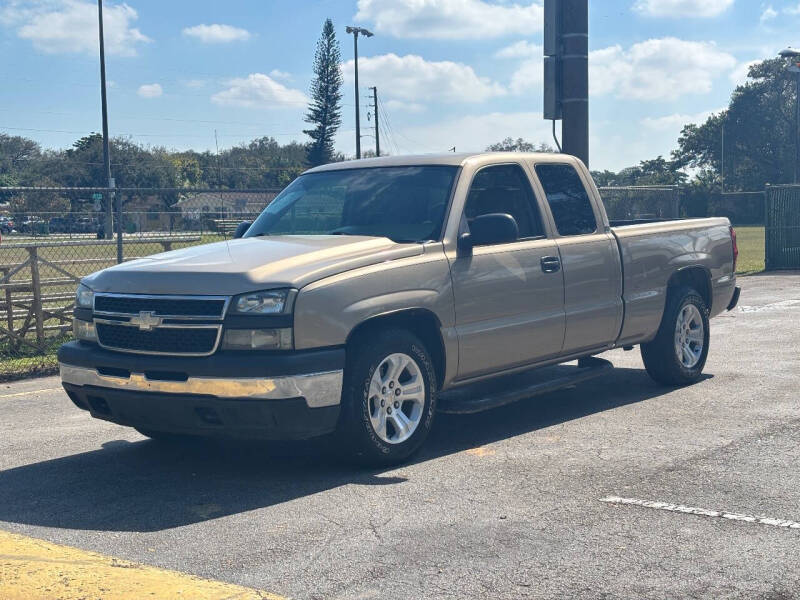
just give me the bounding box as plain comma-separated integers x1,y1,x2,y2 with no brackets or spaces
59,152,740,464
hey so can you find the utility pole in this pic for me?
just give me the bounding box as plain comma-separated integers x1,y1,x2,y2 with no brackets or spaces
97,0,114,242
346,26,373,159
370,86,380,156
779,48,800,183
544,0,589,167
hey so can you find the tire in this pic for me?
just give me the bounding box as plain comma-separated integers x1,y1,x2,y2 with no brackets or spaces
337,328,437,466
641,286,710,386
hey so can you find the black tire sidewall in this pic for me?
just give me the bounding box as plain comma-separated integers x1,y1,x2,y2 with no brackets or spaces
342,330,437,464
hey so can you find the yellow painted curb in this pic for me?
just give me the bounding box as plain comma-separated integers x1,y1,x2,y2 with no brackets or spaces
0,530,285,600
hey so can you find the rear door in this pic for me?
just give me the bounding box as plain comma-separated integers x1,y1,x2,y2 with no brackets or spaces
450,163,565,379
532,163,623,355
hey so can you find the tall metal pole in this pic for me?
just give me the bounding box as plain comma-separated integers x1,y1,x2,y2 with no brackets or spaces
353,32,361,159
97,0,114,241
560,0,589,167
371,86,380,156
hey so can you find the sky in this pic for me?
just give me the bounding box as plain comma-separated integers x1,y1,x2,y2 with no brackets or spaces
0,0,797,171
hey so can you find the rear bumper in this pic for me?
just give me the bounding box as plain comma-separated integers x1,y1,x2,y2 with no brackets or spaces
727,286,741,311
57,341,344,440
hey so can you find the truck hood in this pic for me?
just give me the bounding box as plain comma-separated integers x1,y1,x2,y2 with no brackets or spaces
83,235,423,295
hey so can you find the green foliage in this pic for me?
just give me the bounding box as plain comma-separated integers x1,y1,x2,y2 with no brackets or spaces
591,156,687,187
304,19,344,167
673,58,797,191
486,138,555,153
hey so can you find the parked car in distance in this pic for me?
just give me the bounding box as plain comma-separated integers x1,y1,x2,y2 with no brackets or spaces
0,216,14,234
59,152,740,465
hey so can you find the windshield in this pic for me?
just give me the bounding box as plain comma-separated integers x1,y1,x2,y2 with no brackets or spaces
244,166,459,243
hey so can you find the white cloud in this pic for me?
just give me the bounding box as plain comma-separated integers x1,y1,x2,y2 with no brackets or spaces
729,59,761,85
342,54,506,104
269,69,291,80
384,99,426,113
785,3,800,15
137,83,162,98
760,5,777,22
211,73,307,109
641,108,722,131
182,23,251,44
590,38,736,100
5,0,150,56
182,79,207,89
494,40,540,59
495,41,543,94
633,0,734,18
354,0,543,39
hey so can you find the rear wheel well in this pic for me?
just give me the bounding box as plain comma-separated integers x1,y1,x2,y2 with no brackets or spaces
346,310,445,389
667,267,712,310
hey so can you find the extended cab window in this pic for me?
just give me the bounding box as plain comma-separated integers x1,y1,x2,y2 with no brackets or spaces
245,166,458,243
535,164,597,236
464,164,545,242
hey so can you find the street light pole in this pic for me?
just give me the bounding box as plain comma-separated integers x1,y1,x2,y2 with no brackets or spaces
97,0,114,242
346,26,373,159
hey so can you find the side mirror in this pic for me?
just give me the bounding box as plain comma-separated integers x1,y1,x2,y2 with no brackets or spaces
457,232,473,258
233,221,252,239
469,213,519,246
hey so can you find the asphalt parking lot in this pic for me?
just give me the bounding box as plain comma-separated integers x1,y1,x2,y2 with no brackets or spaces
1,272,799,599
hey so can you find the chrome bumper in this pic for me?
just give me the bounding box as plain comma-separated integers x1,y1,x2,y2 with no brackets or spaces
58,363,343,408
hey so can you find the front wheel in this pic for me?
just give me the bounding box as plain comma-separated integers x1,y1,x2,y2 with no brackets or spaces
641,286,710,386
338,329,437,466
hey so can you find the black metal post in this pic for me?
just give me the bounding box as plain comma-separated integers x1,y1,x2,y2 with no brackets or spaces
371,86,380,156
353,32,361,159
560,0,589,167
97,0,114,239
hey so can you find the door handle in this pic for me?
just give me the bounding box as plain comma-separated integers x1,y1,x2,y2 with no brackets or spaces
540,256,561,273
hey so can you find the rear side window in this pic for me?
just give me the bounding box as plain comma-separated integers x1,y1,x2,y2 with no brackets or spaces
535,164,597,236
464,164,545,241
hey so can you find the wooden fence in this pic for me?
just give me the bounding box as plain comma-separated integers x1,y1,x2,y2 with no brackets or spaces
0,236,200,356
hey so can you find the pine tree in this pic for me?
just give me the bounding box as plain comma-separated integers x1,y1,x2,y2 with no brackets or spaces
304,19,343,167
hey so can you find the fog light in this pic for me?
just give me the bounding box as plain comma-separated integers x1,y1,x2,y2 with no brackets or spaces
222,328,292,350
73,319,97,342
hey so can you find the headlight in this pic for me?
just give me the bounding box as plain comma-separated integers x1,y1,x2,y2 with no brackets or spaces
73,319,97,342
222,328,293,350
230,288,295,315
76,283,94,309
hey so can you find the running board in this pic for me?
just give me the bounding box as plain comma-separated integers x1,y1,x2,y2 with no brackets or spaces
437,357,613,415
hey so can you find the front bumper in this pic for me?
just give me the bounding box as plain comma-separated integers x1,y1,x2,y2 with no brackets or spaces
57,341,344,440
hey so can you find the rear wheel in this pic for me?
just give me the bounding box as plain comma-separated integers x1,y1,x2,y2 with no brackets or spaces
641,286,710,386
338,329,437,466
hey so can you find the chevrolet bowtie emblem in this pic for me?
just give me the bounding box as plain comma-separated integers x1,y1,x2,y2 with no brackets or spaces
130,311,162,331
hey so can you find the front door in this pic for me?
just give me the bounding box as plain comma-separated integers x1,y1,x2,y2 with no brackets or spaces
449,163,566,380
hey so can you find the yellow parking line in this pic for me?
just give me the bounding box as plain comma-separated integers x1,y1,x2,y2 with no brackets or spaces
0,530,285,600
0,388,61,399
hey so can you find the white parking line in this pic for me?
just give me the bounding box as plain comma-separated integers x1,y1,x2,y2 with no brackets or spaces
601,496,800,530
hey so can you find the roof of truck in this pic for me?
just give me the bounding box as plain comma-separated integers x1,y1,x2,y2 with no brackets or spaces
304,152,577,173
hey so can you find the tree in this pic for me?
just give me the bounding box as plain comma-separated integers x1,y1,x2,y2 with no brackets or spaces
486,138,555,153
591,156,687,187
304,19,343,167
673,58,797,191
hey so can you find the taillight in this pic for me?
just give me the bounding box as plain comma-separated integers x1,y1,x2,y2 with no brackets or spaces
730,226,738,271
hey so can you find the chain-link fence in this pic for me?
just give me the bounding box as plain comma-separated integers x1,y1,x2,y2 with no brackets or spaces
598,186,681,221
765,184,800,270
0,187,278,380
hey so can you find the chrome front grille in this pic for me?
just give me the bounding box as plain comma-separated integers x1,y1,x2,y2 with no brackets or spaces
92,294,229,356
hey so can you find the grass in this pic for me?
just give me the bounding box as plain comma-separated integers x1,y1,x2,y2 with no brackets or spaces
734,226,764,274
